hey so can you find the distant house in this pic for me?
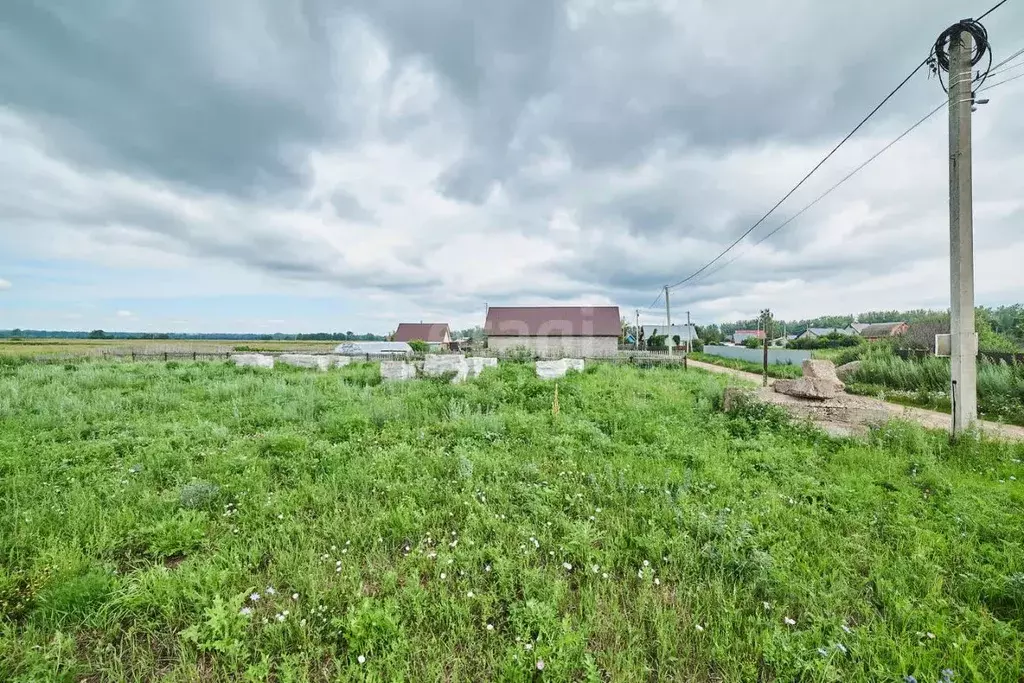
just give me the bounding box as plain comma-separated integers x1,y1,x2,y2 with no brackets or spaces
860,321,909,340
393,323,452,349
850,322,871,334
795,327,858,340
640,324,697,347
484,306,620,357
732,329,765,344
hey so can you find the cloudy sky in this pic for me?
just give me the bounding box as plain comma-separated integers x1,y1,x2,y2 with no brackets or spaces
1,0,1023,334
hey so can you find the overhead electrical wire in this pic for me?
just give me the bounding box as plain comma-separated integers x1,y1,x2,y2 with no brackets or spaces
978,0,1011,20
677,66,1024,290
658,59,929,294
639,0,1013,309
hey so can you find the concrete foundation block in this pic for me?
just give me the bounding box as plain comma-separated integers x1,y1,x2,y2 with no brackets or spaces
230,354,274,369
381,361,417,382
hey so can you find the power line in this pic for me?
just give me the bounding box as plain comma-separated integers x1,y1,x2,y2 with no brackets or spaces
662,58,929,292
640,0,1013,308
679,71,1024,290
991,44,1024,71
983,69,1024,88
979,0,1011,21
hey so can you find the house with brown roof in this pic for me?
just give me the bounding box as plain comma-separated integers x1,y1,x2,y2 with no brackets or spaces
392,323,452,349
484,306,621,357
860,321,909,340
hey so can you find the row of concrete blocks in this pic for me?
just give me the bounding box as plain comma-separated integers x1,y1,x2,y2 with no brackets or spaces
383,356,585,383
231,353,585,383
230,353,352,371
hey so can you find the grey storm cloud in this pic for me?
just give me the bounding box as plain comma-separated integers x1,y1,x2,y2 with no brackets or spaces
2,0,1024,324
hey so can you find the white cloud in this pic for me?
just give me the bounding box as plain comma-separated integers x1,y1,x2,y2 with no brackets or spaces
0,278,11,290
1,0,1023,331
116,310,134,318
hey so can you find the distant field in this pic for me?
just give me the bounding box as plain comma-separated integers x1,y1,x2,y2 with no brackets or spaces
0,338,336,358
1,360,1022,681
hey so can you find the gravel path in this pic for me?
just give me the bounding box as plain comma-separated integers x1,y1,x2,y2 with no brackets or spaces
688,359,1024,442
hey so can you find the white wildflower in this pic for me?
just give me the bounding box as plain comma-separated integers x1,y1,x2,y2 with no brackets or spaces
525,643,533,651
486,623,494,631
265,586,276,596
842,625,853,634
602,572,609,579
562,562,572,571
536,660,545,671
467,591,474,598
784,617,796,626
292,593,299,601
654,578,661,586
357,655,366,665
240,607,252,616
249,593,261,602
276,613,286,622
695,624,704,632
440,573,446,579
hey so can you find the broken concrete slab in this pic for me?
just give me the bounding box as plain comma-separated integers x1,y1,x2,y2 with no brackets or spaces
802,359,841,382
725,386,889,436
423,354,470,383
230,354,274,369
466,357,498,378
278,354,333,371
835,361,862,381
774,360,844,400
773,378,845,400
381,361,417,382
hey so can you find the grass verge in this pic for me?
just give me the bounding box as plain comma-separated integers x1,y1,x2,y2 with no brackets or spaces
0,361,1022,681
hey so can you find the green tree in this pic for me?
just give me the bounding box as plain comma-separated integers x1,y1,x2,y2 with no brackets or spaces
88,330,107,339
408,339,430,354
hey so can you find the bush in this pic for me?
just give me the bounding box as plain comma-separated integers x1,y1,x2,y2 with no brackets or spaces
408,339,430,354
788,333,863,350
742,337,763,349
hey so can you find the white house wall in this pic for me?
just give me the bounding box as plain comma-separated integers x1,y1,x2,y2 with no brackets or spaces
487,336,617,357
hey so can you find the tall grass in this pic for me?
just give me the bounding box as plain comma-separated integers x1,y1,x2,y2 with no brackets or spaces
850,351,1024,423
0,360,1022,681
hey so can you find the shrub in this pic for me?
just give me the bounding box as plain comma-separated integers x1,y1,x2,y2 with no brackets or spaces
788,333,862,350
742,337,762,349
408,339,430,354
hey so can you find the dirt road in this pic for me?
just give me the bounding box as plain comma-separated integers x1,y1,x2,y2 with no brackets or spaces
688,359,1024,442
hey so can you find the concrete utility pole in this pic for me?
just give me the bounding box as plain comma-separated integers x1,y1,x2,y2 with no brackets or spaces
948,29,978,438
686,310,692,354
761,308,771,388
635,309,640,350
664,285,672,356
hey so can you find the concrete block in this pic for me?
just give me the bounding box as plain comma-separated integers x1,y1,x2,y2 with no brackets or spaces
536,359,584,380
278,354,332,371
774,378,844,400
230,354,274,369
381,361,417,382
423,354,469,383
802,359,841,382
835,361,862,381
467,357,498,378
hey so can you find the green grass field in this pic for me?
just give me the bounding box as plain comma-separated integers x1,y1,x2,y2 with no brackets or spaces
689,352,803,379
0,338,336,358
1,360,1023,681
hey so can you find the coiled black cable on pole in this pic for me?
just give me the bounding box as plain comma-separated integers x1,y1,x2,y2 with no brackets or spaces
929,19,993,92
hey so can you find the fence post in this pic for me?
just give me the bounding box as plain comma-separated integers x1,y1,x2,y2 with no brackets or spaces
164,352,168,361
131,351,135,361
193,351,197,361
